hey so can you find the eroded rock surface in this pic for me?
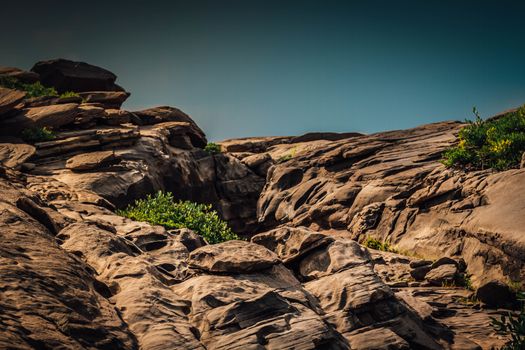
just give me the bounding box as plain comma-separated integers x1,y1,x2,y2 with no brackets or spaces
0,59,521,349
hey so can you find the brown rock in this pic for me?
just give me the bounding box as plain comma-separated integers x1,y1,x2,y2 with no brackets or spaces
0,66,39,83
425,264,458,286
189,240,280,273
65,150,120,171
521,152,525,168
0,87,25,116
475,280,517,309
251,226,334,263
1,103,79,134
31,58,124,93
410,265,432,281
78,91,130,109
0,141,35,168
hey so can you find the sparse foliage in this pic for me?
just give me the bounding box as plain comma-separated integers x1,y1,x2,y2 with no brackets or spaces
20,127,57,143
491,292,525,350
0,76,58,98
362,236,398,253
442,105,525,171
117,191,238,244
204,142,221,154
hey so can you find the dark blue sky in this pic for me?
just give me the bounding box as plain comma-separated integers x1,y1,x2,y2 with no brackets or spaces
1,0,524,140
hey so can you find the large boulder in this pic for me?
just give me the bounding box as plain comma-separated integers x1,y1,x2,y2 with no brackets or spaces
66,151,120,172
188,240,280,273
78,91,130,109
0,103,79,134
0,66,39,83
0,87,25,116
31,59,124,93
475,280,517,309
0,141,35,168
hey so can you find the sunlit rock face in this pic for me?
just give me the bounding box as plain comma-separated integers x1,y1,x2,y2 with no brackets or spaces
0,59,521,349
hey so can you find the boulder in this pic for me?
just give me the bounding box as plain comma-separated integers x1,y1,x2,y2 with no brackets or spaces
31,59,124,93
241,153,274,177
475,280,517,309
0,66,39,83
424,264,458,286
0,87,25,116
133,106,197,126
188,240,281,273
431,256,458,269
410,265,432,281
409,259,432,269
0,141,35,168
66,151,120,172
251,226,334,263
103,109,132,125
78,91,130,109
0,103,79,134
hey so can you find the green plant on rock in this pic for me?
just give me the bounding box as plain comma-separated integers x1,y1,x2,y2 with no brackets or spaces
59,91,80,99
362,236,398,253
442,105,525,171
204,142,221,154
117,191,238,244
20,127,57,143
0,76,58,98
491,292,525,350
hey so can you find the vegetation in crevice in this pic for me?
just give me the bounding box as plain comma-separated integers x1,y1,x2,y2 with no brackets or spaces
117,191,238,244
442,105,525,171
204,142,222,154
362,236,398,253
20,127,57,143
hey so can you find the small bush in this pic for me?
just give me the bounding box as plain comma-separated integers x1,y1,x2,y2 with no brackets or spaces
59,91,80,99
0,76,58,98
204,142,221,154
117,191,238,244
363,236,398,253
442,106,525,171
20,127,57,143
277,154,293,163
491,292,525,350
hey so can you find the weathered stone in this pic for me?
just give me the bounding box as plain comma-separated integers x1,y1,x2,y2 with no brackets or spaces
189,240,280,273
475,280,517,309
425,264,458,286
1,103,79,134
66,150,120,171
0,141,35,168
0,87,25,116
410,265,432,281
0,66,39,83
31,58,124,93
78,91,130,109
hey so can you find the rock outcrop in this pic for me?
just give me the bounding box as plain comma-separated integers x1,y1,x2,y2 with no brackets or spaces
0,59,521,349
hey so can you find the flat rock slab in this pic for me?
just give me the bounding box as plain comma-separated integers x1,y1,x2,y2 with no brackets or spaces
0,88,25,116
0,142,35,168
1,103,79,134
189,240,281,273
425,264,458,286
251,226,334,263
66,150,119,171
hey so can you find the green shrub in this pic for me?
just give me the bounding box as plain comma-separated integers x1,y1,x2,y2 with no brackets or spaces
363,236,398,253
0,76,58,98
20,127,57,143
117,191,238,244
491,292,525,350
59,91,80,99
277,154,293,163
442,105,525,171
204,142,221,154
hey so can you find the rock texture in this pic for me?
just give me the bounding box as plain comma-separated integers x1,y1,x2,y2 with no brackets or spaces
0,59,522,349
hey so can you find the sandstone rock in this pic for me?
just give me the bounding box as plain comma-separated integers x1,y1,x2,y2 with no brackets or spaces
66,150,120,171
425,264,458,286
0,141,35,168
241,152,273,177
171,228,206,252
251,226,334,263
78,91,130,109
0,66,39,83
0,103,79,134
104,109,132,125
189,240,281,273
31,58,124,93
431,257,459,269
133,106,197,126
410,259,433,268
475,280,517,309
410,265,432,281
0,87,25,116
347,327,409,350
521,152,525,168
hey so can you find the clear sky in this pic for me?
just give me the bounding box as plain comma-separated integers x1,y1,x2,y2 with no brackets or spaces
1,0,524,141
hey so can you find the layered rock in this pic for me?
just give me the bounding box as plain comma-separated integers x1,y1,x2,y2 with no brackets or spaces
0,59,521,350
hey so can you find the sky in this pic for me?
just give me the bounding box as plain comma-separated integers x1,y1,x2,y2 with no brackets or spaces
1,0,524,141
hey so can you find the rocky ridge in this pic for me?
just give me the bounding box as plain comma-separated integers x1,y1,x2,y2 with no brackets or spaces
0,59,522,349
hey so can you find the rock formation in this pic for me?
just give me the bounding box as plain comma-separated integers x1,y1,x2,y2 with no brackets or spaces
0,59,521,349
